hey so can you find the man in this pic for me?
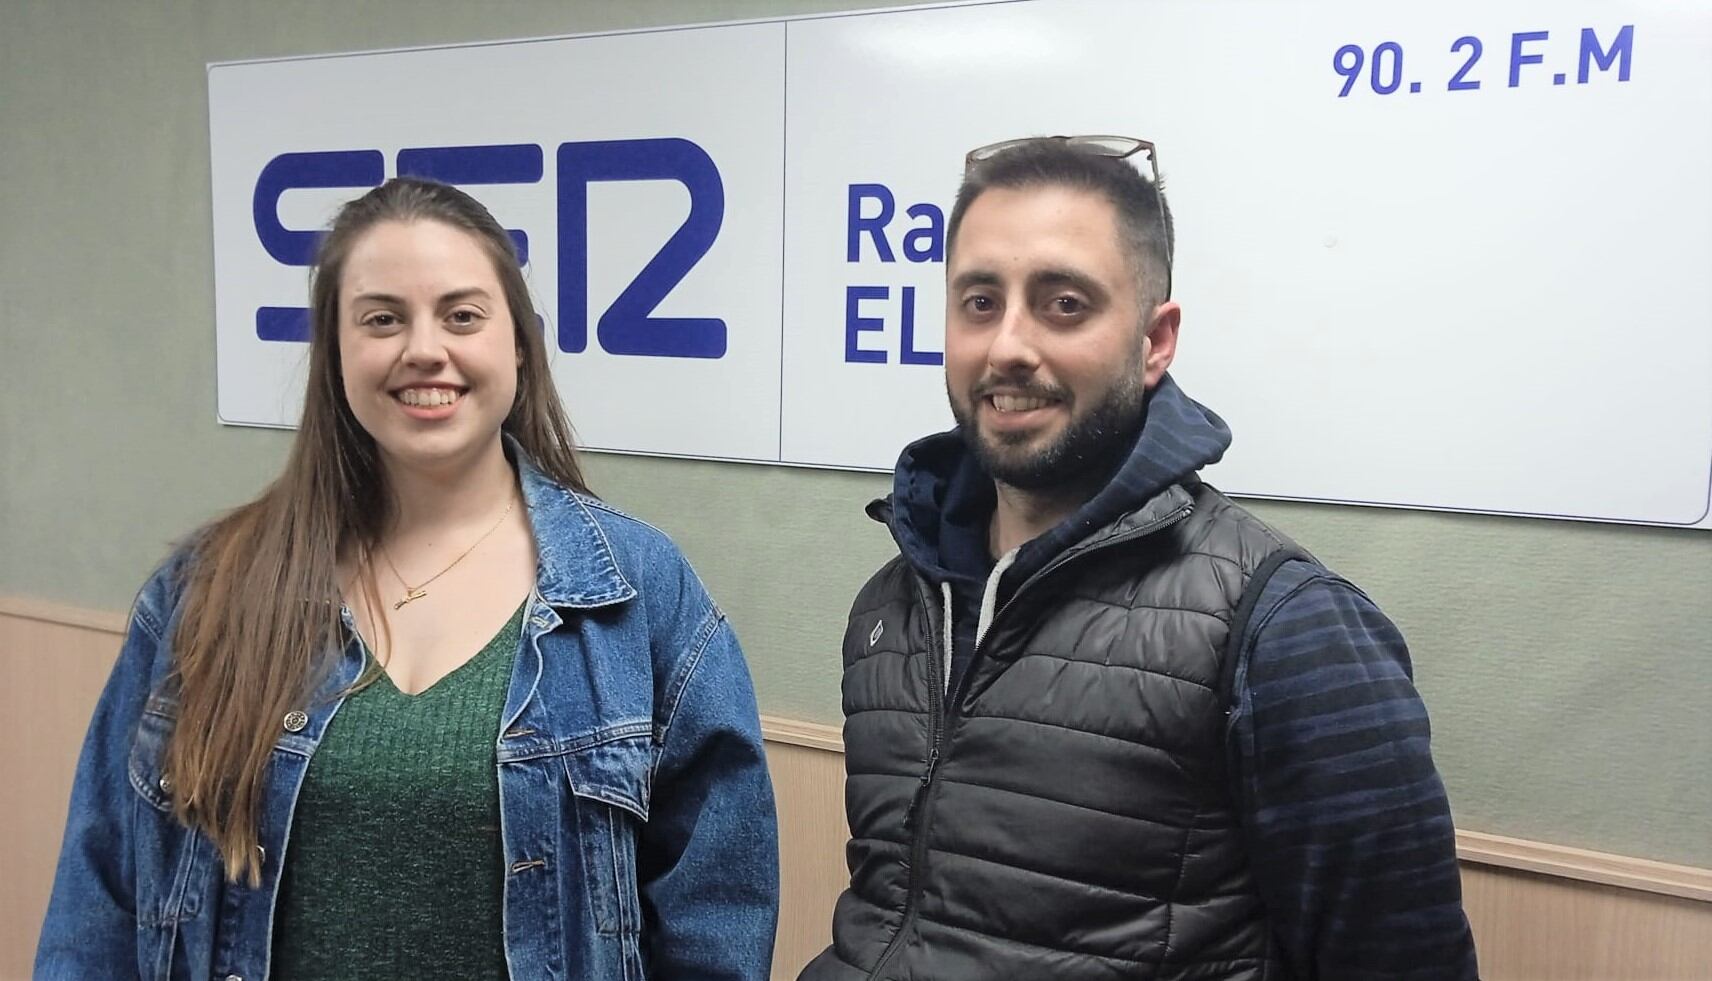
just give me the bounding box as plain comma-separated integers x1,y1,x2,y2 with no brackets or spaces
799,137,1477,980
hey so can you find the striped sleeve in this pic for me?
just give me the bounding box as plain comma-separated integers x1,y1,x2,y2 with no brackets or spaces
1226,560,1479,980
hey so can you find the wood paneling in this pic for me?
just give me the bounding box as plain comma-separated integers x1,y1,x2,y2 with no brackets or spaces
1462,864,1712,980
5,600,1710,981
764,738,848,977
0,603,126,981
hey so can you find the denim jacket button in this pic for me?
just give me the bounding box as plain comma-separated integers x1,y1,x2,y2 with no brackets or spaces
157,774,172,793
226,975,244,981
282,710,309,733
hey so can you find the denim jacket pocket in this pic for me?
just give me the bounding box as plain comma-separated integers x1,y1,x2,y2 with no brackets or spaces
124,695,210,932
127,695,179,813
561,729,654,938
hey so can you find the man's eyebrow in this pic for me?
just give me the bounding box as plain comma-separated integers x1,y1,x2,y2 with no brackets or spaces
949,269,1002,292
1029,268,1105,298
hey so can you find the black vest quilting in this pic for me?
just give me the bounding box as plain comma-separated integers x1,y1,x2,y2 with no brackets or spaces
807,481,1304,981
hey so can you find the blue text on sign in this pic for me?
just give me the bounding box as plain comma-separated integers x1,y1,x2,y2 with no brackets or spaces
251,139,726,359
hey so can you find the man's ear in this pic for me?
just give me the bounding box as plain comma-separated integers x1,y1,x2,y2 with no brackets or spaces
1142,301,1181,389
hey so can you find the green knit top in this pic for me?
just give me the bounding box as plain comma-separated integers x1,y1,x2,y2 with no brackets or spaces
271,602,526,980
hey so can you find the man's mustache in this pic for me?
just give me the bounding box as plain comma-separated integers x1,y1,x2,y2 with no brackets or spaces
969,376,1070,403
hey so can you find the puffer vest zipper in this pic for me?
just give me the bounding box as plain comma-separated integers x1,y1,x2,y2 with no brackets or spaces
813,482,1298,981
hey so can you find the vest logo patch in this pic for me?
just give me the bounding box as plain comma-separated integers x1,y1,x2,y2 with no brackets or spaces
869,619,884,646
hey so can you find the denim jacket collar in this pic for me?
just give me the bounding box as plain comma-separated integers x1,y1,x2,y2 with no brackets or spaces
35,435,781,981
510,437,638,610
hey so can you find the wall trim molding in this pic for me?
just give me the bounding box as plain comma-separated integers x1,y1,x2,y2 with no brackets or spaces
8,595,1708,905
760,715,845,753
1454,830,1712,903
0,596,129,634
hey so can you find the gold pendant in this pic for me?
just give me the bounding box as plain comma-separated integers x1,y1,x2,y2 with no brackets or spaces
393,587,427,611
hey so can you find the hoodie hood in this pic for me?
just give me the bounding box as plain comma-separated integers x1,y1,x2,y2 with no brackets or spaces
880,373,1232,585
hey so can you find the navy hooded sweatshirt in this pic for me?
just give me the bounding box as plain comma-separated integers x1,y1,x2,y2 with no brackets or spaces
881,374,1478,980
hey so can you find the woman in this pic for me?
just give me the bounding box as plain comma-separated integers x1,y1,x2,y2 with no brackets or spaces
36,178,779,980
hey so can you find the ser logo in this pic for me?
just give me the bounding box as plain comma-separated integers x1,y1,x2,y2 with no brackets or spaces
251,138,726,359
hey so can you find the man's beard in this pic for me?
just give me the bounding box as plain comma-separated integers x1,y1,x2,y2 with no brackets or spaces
950,376,1148,492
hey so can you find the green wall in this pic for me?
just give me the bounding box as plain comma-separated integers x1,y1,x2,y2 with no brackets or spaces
3,0,1707,868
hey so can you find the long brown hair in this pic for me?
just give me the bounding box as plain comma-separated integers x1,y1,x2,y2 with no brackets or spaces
164,178,587,884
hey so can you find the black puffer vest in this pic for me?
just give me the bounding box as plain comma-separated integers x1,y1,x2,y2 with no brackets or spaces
803,480,1301,980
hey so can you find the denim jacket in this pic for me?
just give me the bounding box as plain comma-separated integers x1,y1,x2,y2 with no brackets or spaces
36,449,780,980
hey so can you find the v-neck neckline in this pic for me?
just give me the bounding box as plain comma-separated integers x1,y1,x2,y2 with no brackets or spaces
363,601,527,699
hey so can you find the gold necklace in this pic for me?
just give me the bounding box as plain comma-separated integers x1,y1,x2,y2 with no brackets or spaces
379,497,516,610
